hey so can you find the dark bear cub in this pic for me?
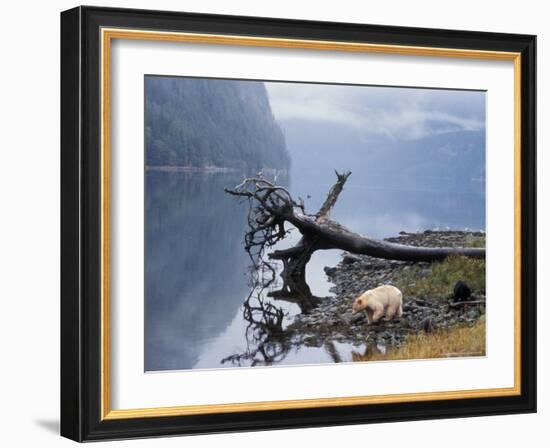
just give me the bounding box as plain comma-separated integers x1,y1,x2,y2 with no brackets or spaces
453,280,472,302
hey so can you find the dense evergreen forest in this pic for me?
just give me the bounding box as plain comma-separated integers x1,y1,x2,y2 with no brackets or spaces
145,76,290,172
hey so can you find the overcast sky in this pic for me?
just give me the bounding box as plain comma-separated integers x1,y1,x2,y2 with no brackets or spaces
265,82,485,141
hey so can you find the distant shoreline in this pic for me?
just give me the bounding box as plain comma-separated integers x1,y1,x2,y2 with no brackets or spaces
146,165,286,176
146,165,238,173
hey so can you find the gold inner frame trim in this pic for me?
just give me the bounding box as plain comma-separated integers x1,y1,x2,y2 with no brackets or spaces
100,27,522,421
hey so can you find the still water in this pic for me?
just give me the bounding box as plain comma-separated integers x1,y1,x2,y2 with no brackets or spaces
144,169,485,371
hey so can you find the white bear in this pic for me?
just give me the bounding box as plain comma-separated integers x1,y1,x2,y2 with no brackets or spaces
352,285,403,324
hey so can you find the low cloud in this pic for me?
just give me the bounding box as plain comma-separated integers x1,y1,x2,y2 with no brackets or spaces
266,82,485,141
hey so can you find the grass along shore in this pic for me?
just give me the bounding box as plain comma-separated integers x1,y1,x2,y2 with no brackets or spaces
352,317,486,362
396,254,485,300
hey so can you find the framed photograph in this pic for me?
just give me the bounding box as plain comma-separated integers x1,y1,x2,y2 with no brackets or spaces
60,6,536,442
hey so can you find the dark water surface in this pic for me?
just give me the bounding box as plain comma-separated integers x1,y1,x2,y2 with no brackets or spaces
144,169,485,371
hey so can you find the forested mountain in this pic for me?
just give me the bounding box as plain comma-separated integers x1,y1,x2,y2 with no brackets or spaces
145,77,290,172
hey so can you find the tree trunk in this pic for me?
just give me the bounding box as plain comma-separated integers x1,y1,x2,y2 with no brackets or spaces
270,171,484,263
277,211,485,262
226,171,485,301
268,171,352,300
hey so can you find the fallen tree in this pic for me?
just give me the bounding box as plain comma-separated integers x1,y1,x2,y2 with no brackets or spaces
225,171,485,299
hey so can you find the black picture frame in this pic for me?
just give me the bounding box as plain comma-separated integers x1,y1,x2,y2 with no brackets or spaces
61,5,536,442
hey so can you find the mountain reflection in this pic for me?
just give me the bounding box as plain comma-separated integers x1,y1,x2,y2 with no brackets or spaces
145,171,251,371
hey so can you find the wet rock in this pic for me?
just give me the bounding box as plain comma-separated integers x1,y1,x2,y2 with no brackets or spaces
342,254,361,265
303,335,320,345
422,318,435,333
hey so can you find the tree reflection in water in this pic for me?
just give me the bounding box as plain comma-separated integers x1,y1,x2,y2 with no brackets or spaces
221,262,294,367
221,289,290,367
222,173,328,367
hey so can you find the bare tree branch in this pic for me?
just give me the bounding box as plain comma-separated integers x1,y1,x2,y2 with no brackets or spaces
226,171,485,302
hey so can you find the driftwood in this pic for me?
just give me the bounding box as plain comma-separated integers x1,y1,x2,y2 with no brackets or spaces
226,171,485,300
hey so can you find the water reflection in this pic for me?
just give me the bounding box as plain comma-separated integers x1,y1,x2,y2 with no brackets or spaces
145,172,250,371
220,287,290,367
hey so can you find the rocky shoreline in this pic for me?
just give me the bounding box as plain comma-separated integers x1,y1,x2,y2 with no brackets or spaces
285,230,486,353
